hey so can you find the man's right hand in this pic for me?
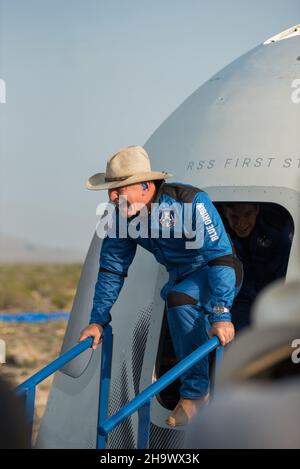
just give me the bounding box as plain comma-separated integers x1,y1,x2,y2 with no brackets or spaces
78,323,103,350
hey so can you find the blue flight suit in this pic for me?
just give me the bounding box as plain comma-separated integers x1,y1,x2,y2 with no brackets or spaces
90,183,242,398
229,215,292,331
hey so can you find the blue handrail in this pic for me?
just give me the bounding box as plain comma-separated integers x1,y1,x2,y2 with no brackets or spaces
98,336,220,447
16,337,93,395
15,325,221,449
16,336,94,437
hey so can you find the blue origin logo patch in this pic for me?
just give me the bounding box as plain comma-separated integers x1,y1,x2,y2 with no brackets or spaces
159,209,176,228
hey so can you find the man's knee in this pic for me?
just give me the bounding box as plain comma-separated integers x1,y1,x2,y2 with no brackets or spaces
166,290,197,308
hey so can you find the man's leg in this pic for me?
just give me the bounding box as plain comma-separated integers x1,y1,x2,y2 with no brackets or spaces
166,293,210,399
162,269,211,426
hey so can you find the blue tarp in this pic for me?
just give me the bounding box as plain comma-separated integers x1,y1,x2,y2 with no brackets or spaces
0,312,70,323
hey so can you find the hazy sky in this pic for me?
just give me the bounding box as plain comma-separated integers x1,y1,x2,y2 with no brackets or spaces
0,0,299,251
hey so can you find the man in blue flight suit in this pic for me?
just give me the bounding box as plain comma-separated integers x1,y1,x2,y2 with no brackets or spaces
223,202,292,332
79,146,242,426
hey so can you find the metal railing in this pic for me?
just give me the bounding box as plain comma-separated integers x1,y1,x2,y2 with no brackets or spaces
98,335,220,449
16,327,113,445
16,326,221,449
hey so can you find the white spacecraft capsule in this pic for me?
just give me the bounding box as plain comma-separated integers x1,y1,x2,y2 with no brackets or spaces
36,25,300,449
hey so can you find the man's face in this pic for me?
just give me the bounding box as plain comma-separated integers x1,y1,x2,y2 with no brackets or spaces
108,183,147,218
224,204,259,238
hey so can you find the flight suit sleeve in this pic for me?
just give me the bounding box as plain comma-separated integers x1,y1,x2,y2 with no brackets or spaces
89,235,137,326
193,192,242,323
205,264,237,323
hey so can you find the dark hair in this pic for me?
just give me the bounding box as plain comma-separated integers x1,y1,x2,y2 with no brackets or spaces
154,179,165,190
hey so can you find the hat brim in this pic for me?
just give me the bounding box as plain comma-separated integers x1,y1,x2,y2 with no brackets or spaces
85,171,173,190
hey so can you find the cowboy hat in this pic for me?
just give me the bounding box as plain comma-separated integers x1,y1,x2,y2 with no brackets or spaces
86,145,173,190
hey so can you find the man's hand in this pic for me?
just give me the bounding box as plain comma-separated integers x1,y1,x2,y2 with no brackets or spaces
78,323,103,350
209,321,235,346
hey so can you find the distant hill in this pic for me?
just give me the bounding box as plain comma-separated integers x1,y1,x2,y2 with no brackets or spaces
0,234,84,263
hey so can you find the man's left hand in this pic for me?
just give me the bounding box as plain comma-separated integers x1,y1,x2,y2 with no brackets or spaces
209,321,235,346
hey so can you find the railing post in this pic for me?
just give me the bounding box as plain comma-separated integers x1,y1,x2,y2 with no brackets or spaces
97,326,113,449
214,345,224,374
212,345,223,397
22,386,36,440
16,337,93,445
137,400,151,449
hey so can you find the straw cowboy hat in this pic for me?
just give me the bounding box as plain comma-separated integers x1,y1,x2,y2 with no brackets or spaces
86,145,173,190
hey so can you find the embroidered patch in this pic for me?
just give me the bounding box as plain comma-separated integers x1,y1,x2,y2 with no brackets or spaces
159,209,176,228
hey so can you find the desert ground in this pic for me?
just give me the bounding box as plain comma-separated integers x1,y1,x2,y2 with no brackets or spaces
0,264,82,445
